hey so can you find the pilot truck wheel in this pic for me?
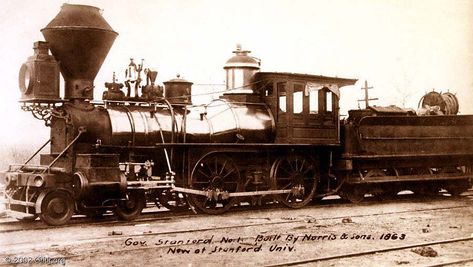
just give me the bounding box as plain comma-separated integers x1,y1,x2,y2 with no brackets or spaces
38,190,74,226
115,190,146,221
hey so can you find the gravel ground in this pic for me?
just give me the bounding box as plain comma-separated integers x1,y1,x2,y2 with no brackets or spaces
0,194,472,266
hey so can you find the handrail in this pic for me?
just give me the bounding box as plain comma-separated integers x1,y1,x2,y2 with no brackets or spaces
41,127,86,174
151,112,173,173
19,139,51,171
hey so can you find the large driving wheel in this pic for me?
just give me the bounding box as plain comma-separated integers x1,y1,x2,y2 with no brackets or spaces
188,153,242,215
115,190,146,221
38,190,74,226
270,154,318,208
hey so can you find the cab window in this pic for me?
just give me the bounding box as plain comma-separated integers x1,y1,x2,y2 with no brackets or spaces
264,83,273,97
293,84,303,114
309,88,318,114
278,82,286,112
326,90,332,112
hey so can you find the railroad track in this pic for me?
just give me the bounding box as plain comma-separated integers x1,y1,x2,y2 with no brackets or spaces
1,195,472,266
264,237,473,267
427,258,473,267
0,191,471,233
1,201,471,252
0,202,288,233
2,206,472,266
0,191,471,234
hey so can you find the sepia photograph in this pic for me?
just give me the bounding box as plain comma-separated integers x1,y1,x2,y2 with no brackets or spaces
0,0,472,266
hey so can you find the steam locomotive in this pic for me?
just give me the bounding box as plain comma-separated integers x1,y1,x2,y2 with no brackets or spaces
1,4,471,225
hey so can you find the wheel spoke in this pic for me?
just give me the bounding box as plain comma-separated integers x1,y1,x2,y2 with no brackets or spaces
281,183,292,190
222,168,235,179
205,163,214,176
214,158,218,174
299,159,305,172
203,198,209,207
287,160,296,172
219,160,228,175
197,169,211,179
285,193,293,202
302,166,313,176
279,166,293,176
276,177,291,181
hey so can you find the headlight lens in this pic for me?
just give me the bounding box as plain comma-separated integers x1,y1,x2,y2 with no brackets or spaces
19,63,33,94
33,176,44,187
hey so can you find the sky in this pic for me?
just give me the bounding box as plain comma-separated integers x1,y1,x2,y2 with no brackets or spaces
0,0,472,147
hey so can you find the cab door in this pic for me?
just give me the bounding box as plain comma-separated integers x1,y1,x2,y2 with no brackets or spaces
275,81,288,142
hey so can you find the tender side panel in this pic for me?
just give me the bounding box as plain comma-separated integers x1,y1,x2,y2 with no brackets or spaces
357,115,473,156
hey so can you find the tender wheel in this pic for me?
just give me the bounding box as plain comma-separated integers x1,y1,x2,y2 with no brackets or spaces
446,186,465,196
344,186,366,203
439,167,471,196
445,180,470,196
188,153,242,215
38,190,74,226
414,185,439,196
157,189,189,211
377,189,398,201
410,169,438,196
270,154,318,208
115,190,146,221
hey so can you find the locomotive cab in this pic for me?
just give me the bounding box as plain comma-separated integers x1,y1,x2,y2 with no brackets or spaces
253,72,356,145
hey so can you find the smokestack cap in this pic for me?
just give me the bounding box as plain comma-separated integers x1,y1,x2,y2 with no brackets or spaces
43,4,117,32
